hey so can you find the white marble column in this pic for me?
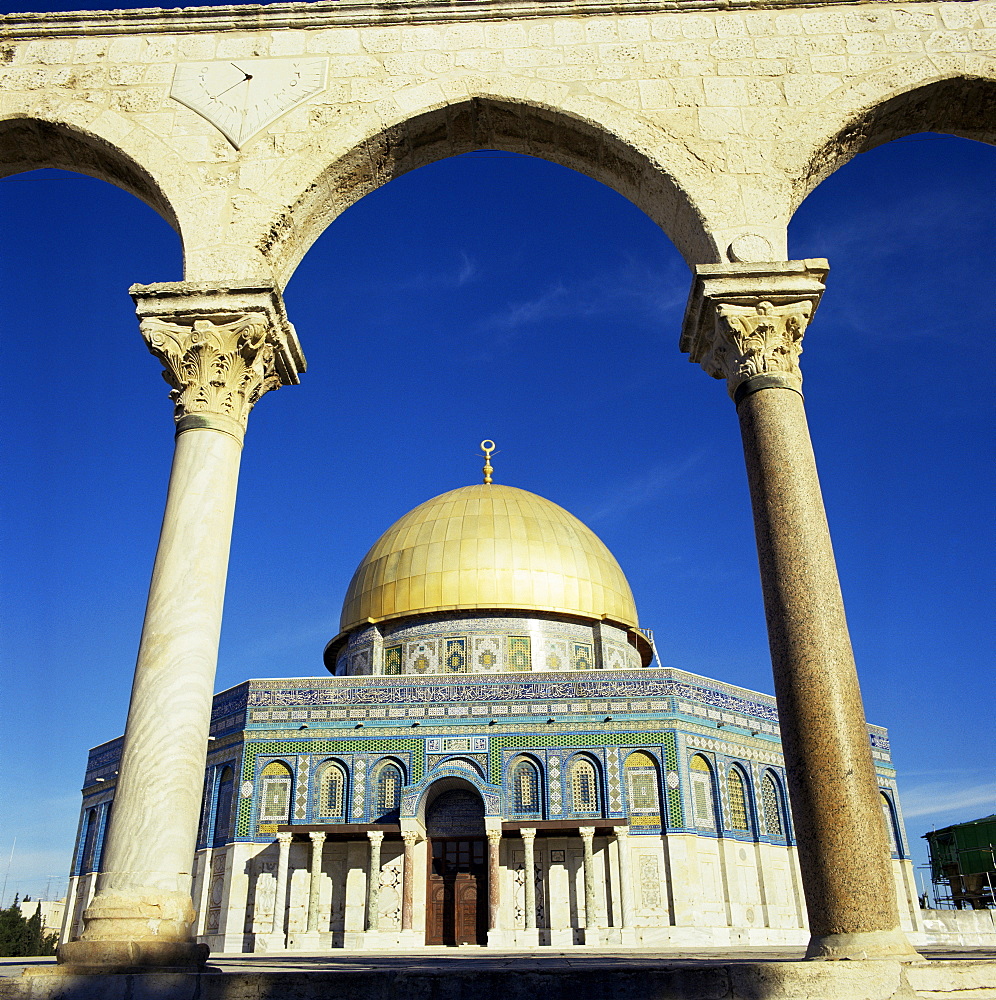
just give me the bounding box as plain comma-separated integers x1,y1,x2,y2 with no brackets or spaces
366,831,384,932
579,827,598,939
306,832,326,933
58,284,304,970
521,829,537,931
271,832,293,944
615,827,632,930
681,261,920,962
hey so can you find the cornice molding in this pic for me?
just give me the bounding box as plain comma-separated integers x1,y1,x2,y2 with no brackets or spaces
0,0,943,40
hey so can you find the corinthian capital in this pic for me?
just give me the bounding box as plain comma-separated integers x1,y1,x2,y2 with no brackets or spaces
679,260,828,402
703,300,810,393
130,282,306,433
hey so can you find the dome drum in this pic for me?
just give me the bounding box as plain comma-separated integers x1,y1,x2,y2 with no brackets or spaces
329,612,648,676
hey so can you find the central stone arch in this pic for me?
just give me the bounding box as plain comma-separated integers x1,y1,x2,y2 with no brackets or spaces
259,92,719,286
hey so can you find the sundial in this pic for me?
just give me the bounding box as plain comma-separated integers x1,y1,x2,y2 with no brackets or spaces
170,57,328,149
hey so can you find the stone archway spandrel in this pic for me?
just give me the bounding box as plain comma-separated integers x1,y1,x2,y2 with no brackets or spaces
1,0,992,281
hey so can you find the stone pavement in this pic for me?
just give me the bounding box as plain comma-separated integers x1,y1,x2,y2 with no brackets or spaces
2,948,996,999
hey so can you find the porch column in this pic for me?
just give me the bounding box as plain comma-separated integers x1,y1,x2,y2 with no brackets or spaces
306,831,326,934
270,832,293,942
401,832,417,932
59,283,304,970
521,828,536,930
680,261,920,961
487,829,502,932
366,831,384,931
579,827,597,931
615,826,632,929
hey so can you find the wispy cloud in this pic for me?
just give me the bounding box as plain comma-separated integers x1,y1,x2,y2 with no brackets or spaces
474,256,687,345
584,451,709,524
400,251,479,291
899,780,996,820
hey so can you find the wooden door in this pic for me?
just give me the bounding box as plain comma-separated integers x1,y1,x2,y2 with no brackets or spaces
426,837,487,945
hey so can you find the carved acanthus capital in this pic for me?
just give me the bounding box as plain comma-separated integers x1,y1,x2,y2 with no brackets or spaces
701,299,811,394
131,282,306,433
141,313,281,429
679,260,828,401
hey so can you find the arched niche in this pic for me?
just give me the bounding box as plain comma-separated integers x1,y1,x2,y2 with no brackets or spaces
259,94,717,286
790,74,996,219
0,116,181,236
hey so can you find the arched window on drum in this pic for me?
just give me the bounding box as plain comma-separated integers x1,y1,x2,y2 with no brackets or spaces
259,760,293,825
760,771,786,840
726,765,751,834
624,751,662,829
213,766,235,846
568,756,601,817
510,757,542,819
689,754,718,832
314,761,348,822
373,760,404,821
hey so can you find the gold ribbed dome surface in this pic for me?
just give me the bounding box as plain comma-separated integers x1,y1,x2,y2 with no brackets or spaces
339,483,639,633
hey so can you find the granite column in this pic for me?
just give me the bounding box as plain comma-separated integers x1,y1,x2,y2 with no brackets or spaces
401,833,417,932
487,830,502,934
680,261,920,961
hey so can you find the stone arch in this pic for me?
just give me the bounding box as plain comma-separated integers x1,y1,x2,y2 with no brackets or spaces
0,115,183,236
789,73,996,218
258,91,719,286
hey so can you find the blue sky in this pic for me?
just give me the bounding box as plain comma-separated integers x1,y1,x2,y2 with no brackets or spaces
0,16,993,908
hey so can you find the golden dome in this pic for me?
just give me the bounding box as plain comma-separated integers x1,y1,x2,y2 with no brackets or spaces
337,483,640,634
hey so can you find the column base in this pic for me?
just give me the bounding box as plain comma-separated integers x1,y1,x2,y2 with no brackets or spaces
580,927,604,946
57,939,209,971
288,931,326,951
805,928,925,961
253,933,287,953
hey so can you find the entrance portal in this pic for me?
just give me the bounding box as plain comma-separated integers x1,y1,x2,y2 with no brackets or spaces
424,787,487,946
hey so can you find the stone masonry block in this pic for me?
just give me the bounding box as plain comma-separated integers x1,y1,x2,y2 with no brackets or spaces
926,29,972,51
940,3,983,29
704,76,749,106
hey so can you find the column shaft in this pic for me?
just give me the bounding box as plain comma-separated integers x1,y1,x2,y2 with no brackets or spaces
70,424,243,963
401,834,416,932
306,832,326,934
58,283,304,970
738,387,912,957
681,261,919,961
521,830,536,931
487,831,502,931
366,832,383,931
615,827,632,929
271,833,293,942
580,828,597,930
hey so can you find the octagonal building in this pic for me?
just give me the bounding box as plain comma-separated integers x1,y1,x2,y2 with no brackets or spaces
62,473,918,952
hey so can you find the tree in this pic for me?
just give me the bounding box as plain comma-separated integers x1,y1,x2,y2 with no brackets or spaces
0,897,58,957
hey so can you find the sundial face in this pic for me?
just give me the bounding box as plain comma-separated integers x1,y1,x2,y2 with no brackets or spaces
170,57,328,149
